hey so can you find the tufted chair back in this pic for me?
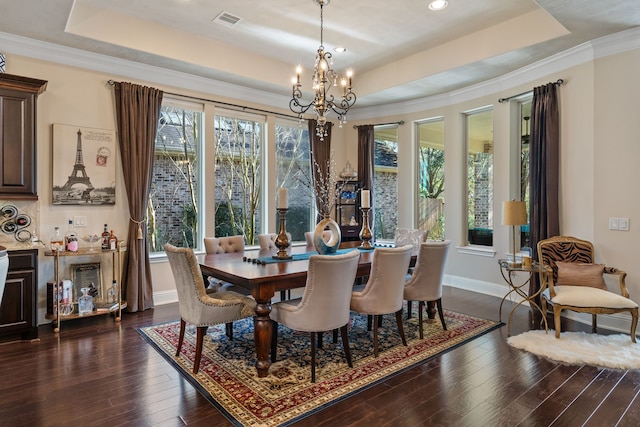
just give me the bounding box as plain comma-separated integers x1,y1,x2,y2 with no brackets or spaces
163,243,256,373
204,235,245,254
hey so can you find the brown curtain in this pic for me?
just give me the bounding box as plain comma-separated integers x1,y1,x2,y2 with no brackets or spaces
113,82,163,312
357,125,375,228
309,119,332,223
529,82,560,302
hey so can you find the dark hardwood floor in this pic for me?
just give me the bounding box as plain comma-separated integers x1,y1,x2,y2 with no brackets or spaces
1,287,638,427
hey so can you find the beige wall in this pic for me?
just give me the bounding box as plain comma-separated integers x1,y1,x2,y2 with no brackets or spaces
593,50,640,296
3,37,639,332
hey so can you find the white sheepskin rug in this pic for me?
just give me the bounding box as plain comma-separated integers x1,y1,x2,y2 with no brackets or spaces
507,330,640,370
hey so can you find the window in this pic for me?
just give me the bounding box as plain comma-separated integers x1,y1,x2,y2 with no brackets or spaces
150,100,313,253
417,118,445,240
519,100,532,249
149,101,203,252
374,125,399,240
214,111,265,246
466,108,494,246
275,121,314,241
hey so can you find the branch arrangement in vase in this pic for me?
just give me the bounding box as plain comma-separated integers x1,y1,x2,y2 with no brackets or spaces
293,152,352,220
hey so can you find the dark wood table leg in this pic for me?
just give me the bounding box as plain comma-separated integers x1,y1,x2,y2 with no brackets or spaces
253,285,275,377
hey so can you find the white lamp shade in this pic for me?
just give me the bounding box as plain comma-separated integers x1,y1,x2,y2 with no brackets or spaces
502,201,527,226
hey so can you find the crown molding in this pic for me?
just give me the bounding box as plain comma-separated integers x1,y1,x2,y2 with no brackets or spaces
1,27,638,121
0,31,290,110
350,27,639,119
591,26,640,58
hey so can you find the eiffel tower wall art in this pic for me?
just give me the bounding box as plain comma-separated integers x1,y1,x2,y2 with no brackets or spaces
52,124,116,205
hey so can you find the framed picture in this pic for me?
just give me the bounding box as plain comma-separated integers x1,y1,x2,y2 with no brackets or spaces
71,262,102,302
52,124,116,205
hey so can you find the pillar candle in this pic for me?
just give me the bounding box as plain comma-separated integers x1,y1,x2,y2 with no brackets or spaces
361,190,370,208
278,188,288,209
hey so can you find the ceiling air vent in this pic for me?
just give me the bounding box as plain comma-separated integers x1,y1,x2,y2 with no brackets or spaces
213,11,242,27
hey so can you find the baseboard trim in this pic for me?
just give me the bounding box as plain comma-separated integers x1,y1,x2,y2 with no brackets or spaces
444,274,637,336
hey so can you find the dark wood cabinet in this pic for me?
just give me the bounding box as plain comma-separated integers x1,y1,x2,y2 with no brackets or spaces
0,249,38,342
0,74,47,199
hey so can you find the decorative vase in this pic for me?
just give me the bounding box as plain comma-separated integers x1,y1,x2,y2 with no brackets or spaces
313,217,341,255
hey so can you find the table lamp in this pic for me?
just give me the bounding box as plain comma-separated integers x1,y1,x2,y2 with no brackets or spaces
502,200,527,267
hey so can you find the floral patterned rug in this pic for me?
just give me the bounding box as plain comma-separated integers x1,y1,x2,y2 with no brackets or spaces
139,309,501,426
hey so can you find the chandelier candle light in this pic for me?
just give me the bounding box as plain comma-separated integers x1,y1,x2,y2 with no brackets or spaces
289,0,356,140
274,188,292,260
502,200,527,267
359,190,373,249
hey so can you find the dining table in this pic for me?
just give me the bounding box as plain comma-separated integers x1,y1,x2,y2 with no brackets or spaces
198,241,417,377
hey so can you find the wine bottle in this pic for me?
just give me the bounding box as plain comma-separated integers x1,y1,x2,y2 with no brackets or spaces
109,230,118,250
101,224,110,251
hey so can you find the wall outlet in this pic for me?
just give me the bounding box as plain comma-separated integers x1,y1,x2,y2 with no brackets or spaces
74,215,87,227
609,217,619,230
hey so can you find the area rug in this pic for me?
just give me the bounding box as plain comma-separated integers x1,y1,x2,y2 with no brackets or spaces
139,310,501,427
507,330,640,370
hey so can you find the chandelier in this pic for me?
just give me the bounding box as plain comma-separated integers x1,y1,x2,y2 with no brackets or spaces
289,0,356,141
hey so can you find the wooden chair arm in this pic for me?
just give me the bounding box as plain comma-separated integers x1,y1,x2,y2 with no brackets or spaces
604,267,629,298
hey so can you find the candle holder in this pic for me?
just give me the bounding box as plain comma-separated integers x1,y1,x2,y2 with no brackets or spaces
359,207,373,249
273,208,292,260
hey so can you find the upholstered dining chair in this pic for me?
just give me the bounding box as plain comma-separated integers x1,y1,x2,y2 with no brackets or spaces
394,228,428,249
403,240,450,339
164,243,256,374
269,249,361,382
204,235,245,254
537,236,638,342
395,228,428,275
203,235,246,293
350,245,413,357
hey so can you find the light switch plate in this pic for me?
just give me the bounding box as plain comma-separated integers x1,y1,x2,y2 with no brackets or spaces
609,217,619,230
618,218,629,231
74,215,87,227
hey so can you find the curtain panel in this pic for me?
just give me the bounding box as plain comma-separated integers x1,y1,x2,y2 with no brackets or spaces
309,119,332,223
357,125,375,229
529,82,560,302
113,81,163,312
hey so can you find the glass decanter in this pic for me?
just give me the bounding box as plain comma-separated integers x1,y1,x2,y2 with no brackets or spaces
78,287,93,316
107,280,118,305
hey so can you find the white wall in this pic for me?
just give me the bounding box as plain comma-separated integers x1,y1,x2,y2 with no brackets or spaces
2,30,639,333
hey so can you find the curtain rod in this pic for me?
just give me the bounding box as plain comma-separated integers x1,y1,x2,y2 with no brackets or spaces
498,79,565,103
353,120,405,129
107,79,301,121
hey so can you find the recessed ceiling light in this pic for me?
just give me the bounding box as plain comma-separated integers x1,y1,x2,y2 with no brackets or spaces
334,47,347,53
428,0,448,11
